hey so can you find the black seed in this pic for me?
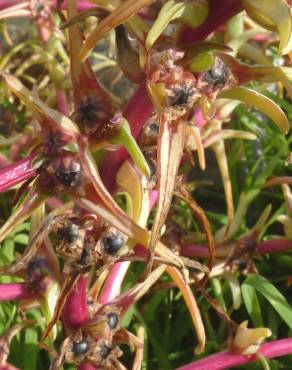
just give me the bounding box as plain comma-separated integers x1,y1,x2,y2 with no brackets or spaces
238,261,247,271
27,258,48,280
56,167,80,188
205,67,228,85
58,222,79,244
149,123,159,133
147,158,156,179
103,235,124,255
100,344,112,359
170,88,191,107
107,313,119,329
79,103,98,123
78,248,89,265
73,339,89,356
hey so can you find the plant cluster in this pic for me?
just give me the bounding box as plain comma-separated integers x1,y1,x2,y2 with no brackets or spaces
0,0,291,369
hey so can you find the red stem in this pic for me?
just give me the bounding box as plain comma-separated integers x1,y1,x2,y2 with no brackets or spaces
0,283,35,301
176,338,292,370
176,0,243,45
62,276,90,331
0,153,37,193
100,81,153,191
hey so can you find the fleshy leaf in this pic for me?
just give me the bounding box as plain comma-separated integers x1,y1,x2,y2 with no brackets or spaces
40,282,60,341
116,160,150,225
242,0,292,55
146,0,208,50
146,119,185,275
79,0,155,61
110,118,150,177
219,87,290,134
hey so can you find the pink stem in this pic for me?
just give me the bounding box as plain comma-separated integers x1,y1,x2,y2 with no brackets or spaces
0,365,21,370
53,0,95,11
0,153,37,193
0,283,35,301
77,364,97,370
177,0,242,45
257,239,292,254
98,262,131,305
55,88,69,116
176,338,292,370
62,276,89,331
181,239,292,258
100,82,153,191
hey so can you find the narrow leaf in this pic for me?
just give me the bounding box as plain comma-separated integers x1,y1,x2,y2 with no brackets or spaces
242,283,263,327
244,274,292,330
111,119,150,177
242,0,292,54
146,0,208,50
219,87,289,134
79,0,155,61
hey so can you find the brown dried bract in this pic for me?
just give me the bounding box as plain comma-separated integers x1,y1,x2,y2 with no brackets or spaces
148,47,200,121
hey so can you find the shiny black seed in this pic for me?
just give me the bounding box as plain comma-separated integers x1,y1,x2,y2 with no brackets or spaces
73,340,89,356
149,123,159,133
56,167,80,187
58,222,79,244
78,248,89,265
100,344,112,359
103,235,124,255
107,313,119,329
205,67,228,85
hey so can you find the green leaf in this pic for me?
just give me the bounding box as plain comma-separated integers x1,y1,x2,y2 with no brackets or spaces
146,0,208,50
14,233,29,245
243,274,292,330
22,328,39,370
241,283,263,327
219,87,290,134
242,0,292,54
111,119,150,177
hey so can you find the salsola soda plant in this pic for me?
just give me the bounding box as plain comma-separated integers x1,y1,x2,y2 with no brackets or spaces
0,0,291,369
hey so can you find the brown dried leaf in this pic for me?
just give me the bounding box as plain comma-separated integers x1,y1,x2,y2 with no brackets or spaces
146,119,185,275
